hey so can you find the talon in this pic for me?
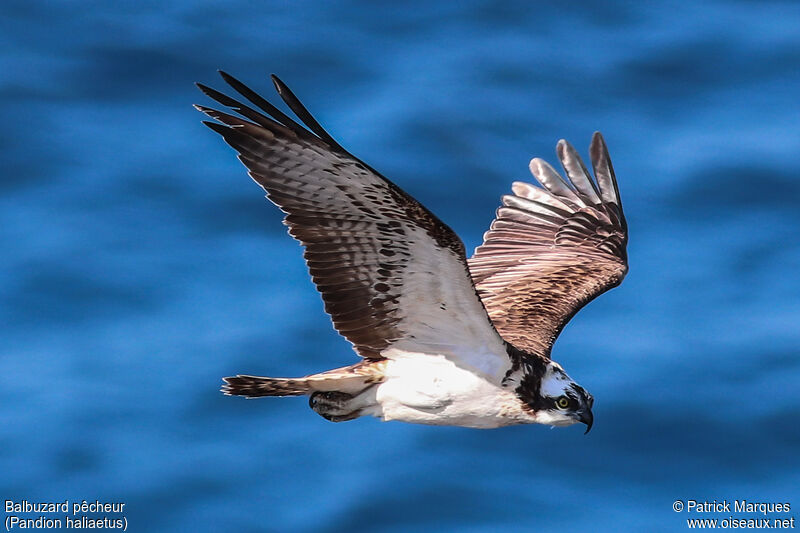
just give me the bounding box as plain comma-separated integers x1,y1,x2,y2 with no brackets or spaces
309,391,360,422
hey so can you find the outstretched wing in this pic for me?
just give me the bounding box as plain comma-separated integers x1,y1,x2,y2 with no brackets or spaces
468,133,628,358
196,73,509,378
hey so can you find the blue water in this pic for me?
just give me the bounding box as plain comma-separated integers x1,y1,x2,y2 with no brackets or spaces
2,1,799,531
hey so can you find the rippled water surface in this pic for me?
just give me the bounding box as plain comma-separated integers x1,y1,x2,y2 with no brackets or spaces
2,1,799,531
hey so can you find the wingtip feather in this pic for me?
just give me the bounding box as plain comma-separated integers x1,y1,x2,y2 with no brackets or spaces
557,138,602,205
201,120,229,135
528,157,584,207
588,131,624,224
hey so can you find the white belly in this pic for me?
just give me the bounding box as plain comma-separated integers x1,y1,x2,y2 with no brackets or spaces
366,351,529,428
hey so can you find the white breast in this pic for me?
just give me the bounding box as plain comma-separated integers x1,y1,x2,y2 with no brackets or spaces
366,350,531,428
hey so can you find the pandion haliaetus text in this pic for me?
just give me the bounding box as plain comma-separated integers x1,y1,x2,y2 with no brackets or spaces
195,72,628,431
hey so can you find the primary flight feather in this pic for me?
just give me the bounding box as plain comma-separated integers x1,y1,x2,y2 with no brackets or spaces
196,72,628,431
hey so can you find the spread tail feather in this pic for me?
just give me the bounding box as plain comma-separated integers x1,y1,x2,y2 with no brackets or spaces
222,375,310,397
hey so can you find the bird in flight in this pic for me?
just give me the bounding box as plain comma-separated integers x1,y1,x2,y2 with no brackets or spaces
195,72,628,432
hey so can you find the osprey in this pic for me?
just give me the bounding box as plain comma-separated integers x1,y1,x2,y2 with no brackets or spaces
195,72,628,432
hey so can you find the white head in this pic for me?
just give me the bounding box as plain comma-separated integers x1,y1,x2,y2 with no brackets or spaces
514,360,594,432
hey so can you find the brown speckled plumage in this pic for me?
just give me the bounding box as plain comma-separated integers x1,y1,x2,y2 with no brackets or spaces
196,73,479,361
468,133,628,358
197,73,625,432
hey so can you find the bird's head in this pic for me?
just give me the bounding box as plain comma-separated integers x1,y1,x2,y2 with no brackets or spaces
516,360,594,433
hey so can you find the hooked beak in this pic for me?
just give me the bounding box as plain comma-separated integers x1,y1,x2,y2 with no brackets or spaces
578,408,594,434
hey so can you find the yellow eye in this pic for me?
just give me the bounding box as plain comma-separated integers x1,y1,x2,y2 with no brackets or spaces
556,396,570,409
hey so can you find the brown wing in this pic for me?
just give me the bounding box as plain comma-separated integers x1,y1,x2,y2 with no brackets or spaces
468,133,628,358
195,73,509,374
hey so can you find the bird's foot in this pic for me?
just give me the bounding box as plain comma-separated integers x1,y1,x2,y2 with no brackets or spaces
309,391,362,422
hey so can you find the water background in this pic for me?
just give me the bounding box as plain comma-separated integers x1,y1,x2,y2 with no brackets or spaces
2,1,799,531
